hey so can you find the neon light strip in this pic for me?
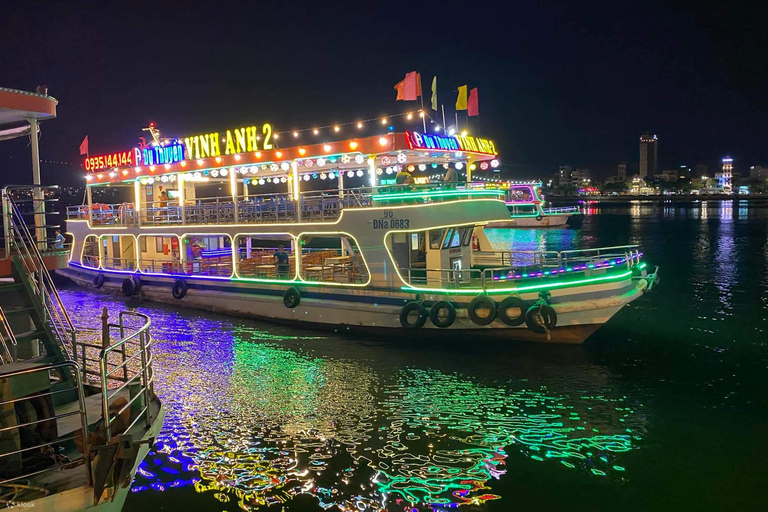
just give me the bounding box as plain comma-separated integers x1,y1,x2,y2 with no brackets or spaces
401,269,634,295
371,189,505,201
492,254,643,280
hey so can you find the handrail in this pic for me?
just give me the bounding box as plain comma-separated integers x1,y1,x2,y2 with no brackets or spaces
0,306,17,364
99,311,153,441
0,361,91,487
2,186,76,360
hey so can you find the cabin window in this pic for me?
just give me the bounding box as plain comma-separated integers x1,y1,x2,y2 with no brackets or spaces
460,226,474,246
181,235,233,277
81,235,101,269
101,235,136,271
298,233,369,284
235,234,296,280
138,235,183,274
429,229,445,249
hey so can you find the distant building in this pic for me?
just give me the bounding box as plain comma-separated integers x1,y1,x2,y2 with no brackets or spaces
558,165,572,184
617,162,627,182
571,168,591,186
720,157,733,193
639,133,658,178
654,169,679,182
750,165,768,179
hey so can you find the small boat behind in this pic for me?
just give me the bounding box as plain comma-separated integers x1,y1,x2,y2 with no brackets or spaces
486,182,583,228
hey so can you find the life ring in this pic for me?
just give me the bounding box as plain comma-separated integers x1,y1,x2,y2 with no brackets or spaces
429,300,456,328
467,296,497,325
93,274,105,289
525,304,557,334
536,213,543,221
172,279,188,299
497,297,528,326
400,302,428,329
121,277,138,296
283,287,301,308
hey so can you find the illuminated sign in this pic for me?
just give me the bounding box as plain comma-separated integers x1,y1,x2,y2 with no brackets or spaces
404,131,497,156
412,176,429,185
184,123,273,159
84,150,138,171
405,131,461,152
141,141,185,166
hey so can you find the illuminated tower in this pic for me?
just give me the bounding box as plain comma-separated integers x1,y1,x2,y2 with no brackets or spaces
639,133,658,178
720,157,733,193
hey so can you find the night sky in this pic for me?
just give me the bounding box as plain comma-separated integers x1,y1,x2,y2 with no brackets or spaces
1,0,766,185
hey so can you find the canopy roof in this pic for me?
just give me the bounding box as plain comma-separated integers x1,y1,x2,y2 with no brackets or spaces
0,87,58,125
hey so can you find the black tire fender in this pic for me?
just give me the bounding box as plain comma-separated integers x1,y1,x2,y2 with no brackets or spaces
467,296,497,325
283,287,301,308
525,304,558,334
400,302,428,329
93,274,105,289
536,214,543,221
497,296,528,326
172,279,188,299
429,300,456,328
121,277,137,296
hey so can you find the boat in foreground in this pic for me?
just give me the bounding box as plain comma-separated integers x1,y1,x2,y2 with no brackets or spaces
61,121,658,344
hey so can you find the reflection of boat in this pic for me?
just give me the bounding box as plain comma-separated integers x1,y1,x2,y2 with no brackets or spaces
486,182,583,228
61,121,656,344
0,87,163,511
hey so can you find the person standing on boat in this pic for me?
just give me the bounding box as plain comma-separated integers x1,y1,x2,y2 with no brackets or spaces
443,166,458,188
275,245,290,278
53,230,65,249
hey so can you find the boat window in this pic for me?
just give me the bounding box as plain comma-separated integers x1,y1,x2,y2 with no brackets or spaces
138,235,183,274
299,233,369,285
440,228,455,249
235,233,296,280
101,235,136,271
81,235,101,269
429,229,445,250
182,235,233,277
461,226,473,246
448,229,462,248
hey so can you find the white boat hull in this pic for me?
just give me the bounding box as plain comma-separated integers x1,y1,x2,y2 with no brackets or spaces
487,214,572,228
58,266,649,344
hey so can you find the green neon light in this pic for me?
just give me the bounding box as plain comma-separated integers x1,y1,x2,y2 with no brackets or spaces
372,189,505,201
638,262,647,270
401,269,634,295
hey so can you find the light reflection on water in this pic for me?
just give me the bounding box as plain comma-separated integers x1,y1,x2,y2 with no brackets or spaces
58,289,644,511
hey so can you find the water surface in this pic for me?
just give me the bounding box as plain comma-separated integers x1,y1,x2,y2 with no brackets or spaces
59,199,768,511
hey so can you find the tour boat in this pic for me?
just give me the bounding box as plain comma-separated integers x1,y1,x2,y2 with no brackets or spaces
61,122,658,344
486,182,583,228
0,86,163,511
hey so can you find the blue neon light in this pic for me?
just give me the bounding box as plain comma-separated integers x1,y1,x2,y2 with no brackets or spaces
142,141,185,166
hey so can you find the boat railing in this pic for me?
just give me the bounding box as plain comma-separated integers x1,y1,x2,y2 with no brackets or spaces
66,183,505,227
101,257,137,272
403,267,485,288
2,186,76,359
0,361,92,487
541,206,581,215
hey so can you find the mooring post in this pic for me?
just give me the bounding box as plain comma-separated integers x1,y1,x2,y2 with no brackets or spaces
101,307,109,348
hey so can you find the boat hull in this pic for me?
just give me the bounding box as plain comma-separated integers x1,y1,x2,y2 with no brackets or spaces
58,265,649,344
486,214,572,228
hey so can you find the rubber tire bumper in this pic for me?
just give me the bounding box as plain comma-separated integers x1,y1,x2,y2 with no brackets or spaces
172,279,188,299
467,296,497,325
525,304,557,334
283,287,301,308
497,297,528,326
121,277,138,296
400,302,428,329
429,300,456,328
93,274,105,289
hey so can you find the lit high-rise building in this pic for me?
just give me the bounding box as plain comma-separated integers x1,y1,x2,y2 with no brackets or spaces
639,133,658,178
720,157,733,193
617,162,627,182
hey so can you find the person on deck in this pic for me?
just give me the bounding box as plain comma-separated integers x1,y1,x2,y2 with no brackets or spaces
443,166,458,188
275,245,290,278
53,230,65,249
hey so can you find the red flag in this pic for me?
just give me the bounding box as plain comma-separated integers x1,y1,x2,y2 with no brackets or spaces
79,135,89,155
403,71,418,101
468,88,479,116
416,73,422,97
394,80,404,101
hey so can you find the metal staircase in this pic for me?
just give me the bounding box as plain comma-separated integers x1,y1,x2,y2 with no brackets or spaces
0,186,75,368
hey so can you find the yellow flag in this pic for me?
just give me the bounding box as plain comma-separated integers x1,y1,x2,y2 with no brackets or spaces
431,76,438,110
455,85,468,110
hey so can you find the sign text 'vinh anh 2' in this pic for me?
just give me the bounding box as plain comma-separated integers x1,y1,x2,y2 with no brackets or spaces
184,123,274,160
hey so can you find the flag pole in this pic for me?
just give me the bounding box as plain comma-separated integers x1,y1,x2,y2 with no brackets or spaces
419,73,427,132
455,112,459,133
441,105,446,133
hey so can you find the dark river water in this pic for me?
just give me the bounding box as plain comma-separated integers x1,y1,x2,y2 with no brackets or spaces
57,199,768,511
